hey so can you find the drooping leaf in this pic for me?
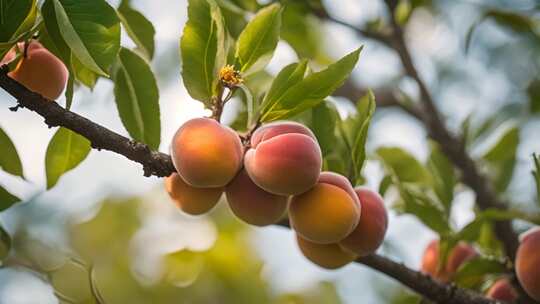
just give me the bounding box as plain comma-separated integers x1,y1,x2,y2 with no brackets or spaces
0,0,37,43
118,0,156,60
428,142,456,214
260,60,307,114
351,91,376,184
377,147,431,184
42,0,121,76
0,224,10,263
394,182,451,235
180,0,227,105
113,48,161,150
481,124,519,192
45,127,91,189
71,54,98,89
235,3,281,74
379,175,393,197
261,48,362,121
454,257,507,289
0,184,20,211
309,101,337,157
0,126,24,178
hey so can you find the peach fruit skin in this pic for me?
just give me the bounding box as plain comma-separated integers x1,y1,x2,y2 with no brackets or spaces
340,187,388,256
420,240,477,282
165,173,222,215
296,234,356,269
244,121,322,195
2,41,68,100
516,227,540,301
289,172,360,244
171,118,243,188
486,278,517,302
225,169,288,226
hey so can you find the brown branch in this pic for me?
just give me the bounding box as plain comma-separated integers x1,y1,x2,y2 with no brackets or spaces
0,66,505,304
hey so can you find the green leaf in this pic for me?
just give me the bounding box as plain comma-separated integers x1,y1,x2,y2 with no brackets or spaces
235,3,281,74
71,53,98,89
180,0,227,105
260,60,307,114
485,10,538,35
377,147,431,184
454,257,507,289
261,48,362,122
528,79,540,114
42,0,121,76
394,0,412,25
45,127,91,189
428,142,456,214
379,175,393,197
0,126,24,178
310,101,337,157
533,154,540,207
351,91,376,184
0,0,37,43
481,124,519,192
394,181,451,235
113,48,161,150
0,184,20,211
64,74,74,110
117,0,156,60
0,224,10,263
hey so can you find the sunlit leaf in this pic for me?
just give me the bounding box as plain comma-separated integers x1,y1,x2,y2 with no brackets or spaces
180,0,227,105
260,60,307,114
118,0,156,60
261,48,361,121
113,48,161,150
377,147,431,184
454,257,507,289
235,3,281,74
42,0,121,76
0,126,24,178
0,0,37,43
45,127,91,189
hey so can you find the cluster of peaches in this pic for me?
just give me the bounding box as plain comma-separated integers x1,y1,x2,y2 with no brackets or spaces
421,227,540,301
165,118,388,269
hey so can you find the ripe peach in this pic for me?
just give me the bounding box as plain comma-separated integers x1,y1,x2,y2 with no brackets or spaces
165,173,222,215
296,234,356,269
289,172,360,244
340,188,388,256
2,41,68,100
516,227,540,301
244,121,322,195
486,278,517,302
421,240,477,282
225,169,288,226
171,118,243,188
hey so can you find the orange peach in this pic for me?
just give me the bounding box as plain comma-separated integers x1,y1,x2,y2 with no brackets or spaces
421,240,477,282
244,121,322,195
340,187,388,256
486,278,518,302
516,227,540,301
165,173,222,215
225,169,288,226
296,234,356,269
171,118,243,187
2,41,68,100
289,172,360,244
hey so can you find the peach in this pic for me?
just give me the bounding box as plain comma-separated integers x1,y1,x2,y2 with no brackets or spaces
296,234,356,269
289,172,360,244
165,173,222,215
516,227,540,301
340,188,388,256
421,240,478,282
2,41,68,100
244,121,322,195
171,118,243,187
225,169,288,226
486,278,517,302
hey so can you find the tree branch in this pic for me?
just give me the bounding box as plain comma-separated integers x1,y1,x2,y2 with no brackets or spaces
0,66,504,304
